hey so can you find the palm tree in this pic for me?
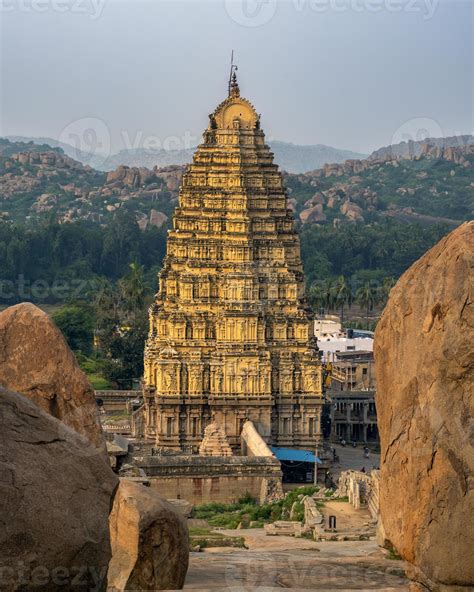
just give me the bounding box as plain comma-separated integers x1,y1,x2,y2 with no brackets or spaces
356,281,378,329
378,277,396,307
322,278,336,314
334,276,353,325
119,262,145,314
308,282,325,315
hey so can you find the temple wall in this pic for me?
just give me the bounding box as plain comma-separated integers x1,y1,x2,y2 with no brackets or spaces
139,455,283,504
148,474,267,504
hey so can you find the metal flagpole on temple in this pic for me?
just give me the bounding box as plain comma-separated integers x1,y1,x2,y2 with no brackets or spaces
228,50,238,96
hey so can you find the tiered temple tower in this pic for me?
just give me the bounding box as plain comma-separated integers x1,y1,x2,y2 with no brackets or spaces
143,73,323,451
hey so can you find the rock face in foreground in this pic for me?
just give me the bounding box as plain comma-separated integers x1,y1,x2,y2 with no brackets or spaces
108,480,189,591
0,387,118,591
375,221,474,590
0,302,106,458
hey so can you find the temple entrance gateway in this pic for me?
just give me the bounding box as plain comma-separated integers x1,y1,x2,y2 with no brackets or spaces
142,72,324,451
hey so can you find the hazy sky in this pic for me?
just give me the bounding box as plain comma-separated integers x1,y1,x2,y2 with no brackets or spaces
1,0,472,156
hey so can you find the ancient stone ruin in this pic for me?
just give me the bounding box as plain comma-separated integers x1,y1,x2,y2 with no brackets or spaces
198,422,233,456
375,221,473,590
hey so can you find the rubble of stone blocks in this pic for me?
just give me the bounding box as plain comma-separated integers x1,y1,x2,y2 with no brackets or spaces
303,496,324,529
312,487,339,500
264,521,310,537
260,476,285,504
336,469,380,518
198,422,233,457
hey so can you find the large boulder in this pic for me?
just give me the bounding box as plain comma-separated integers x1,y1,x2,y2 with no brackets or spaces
340,200,364,222
0,386,118,591
107,480,189,591
374,221,474,590
300,203,327,224
0,303,107,459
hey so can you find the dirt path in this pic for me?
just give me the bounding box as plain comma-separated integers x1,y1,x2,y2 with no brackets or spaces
321,501,373,531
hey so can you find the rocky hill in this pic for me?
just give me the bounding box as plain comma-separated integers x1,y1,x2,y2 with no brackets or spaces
286,142,473,227
0,138,472,229
0,143,183,227
369,134,474,161
6,136,366,173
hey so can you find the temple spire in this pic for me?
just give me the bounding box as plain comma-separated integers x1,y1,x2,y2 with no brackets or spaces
228,50,239,97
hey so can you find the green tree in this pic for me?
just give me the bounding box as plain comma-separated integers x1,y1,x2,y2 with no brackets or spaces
101,310,149,387
356,281,378,329
334,275,353,325
52,304,95,354
378,276,396,307
308,282,325,315
322,278,336,314
119,262,146,314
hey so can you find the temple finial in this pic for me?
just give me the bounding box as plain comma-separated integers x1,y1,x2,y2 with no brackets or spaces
228,50,239,97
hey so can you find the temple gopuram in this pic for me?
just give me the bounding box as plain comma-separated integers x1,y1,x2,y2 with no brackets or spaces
142,72,323,452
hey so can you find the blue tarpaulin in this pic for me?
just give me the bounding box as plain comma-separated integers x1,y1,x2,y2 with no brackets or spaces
271,447,322,464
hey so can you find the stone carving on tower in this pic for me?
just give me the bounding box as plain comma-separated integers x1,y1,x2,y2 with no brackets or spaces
143,72,323,451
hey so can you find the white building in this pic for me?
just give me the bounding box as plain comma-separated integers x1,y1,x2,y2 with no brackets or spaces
314,316,374,362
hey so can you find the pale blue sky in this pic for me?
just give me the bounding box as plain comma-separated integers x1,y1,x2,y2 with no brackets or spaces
1,0,472,154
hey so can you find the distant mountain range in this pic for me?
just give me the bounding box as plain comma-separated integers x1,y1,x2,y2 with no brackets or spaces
5,136,366,174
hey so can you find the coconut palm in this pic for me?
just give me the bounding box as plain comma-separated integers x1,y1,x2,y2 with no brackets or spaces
356,281,378,329
334,276,353,325
119,262,146,314
322,278,336,314
308,282,325,315
378,276,396,307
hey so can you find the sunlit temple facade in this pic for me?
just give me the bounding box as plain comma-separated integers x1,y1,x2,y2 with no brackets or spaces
143,73,323,451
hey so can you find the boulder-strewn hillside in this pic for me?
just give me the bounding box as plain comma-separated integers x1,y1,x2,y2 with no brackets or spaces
369,134,473,160
0,137,472,229
0,142,183,227
6,136,366,173
286,142,474,226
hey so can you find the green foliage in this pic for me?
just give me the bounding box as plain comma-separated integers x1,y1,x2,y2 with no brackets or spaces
0,213,166,305
193,486,320,529
386,545,403,560
97,308,149,386
286,155,474,221
291,500,305,522
52,303,95,354
301,220,452,286
76,354,114,389
189,530,247,549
